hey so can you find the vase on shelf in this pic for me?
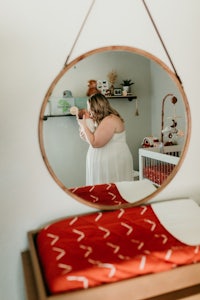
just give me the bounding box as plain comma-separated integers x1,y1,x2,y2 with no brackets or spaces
110,84,114,96
122,89,127,96
120,79,134,95
122,86,131,94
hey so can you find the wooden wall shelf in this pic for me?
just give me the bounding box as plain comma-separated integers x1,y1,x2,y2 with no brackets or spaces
43,114,73,120
107,95,137,101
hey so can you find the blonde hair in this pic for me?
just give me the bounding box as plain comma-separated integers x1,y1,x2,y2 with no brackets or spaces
88,93,124,125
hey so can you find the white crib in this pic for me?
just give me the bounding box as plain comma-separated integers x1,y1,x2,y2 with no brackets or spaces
139,145,181,186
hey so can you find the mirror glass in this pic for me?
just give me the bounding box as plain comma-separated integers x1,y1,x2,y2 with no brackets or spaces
39,46,190,209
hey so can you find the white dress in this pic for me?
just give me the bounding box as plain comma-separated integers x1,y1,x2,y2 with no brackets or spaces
86,131,133,185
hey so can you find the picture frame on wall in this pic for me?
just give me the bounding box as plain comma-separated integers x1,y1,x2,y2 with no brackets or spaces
97,80,109,95
113,88,122,96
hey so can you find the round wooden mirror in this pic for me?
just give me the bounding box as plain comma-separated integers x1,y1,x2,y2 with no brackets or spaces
39,45,191,210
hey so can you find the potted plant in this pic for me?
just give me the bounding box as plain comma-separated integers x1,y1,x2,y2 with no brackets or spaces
120,79,134,94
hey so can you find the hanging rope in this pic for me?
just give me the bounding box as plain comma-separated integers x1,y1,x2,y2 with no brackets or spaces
64,0,95,66
142,0,182,85
135,99,139,116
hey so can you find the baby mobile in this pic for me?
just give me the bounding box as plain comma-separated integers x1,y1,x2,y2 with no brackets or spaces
161,94,184,146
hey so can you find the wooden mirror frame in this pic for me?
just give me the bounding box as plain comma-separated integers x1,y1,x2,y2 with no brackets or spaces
38,45,191,210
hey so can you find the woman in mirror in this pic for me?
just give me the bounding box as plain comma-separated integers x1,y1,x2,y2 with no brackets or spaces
78,93,134,185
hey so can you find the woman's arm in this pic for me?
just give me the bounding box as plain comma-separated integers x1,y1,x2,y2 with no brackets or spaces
78,118,96,142
82,115,121,148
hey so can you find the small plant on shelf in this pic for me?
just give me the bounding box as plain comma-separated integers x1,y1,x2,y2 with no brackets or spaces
120,79,134,94
120,79,134,87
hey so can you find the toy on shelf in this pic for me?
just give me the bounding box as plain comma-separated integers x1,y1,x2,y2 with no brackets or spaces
86,79,101,96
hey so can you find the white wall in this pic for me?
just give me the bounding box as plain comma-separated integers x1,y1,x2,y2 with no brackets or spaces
0,1,199,300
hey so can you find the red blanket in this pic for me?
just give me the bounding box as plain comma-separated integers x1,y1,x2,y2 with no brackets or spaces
69,183,129,205
36,205,200,294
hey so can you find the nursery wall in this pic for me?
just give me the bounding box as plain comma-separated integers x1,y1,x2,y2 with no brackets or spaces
43,57,183,188
43,52,151,187
0,1,200,300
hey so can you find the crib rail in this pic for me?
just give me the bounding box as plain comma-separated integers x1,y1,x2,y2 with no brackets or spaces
139,147,180,186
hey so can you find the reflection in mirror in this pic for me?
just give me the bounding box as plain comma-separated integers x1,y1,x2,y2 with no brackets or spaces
39,46,190,209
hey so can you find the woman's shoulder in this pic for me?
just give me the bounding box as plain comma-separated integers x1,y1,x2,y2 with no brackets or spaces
104,114,124,132
105,114,121,121
98,115,118,127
